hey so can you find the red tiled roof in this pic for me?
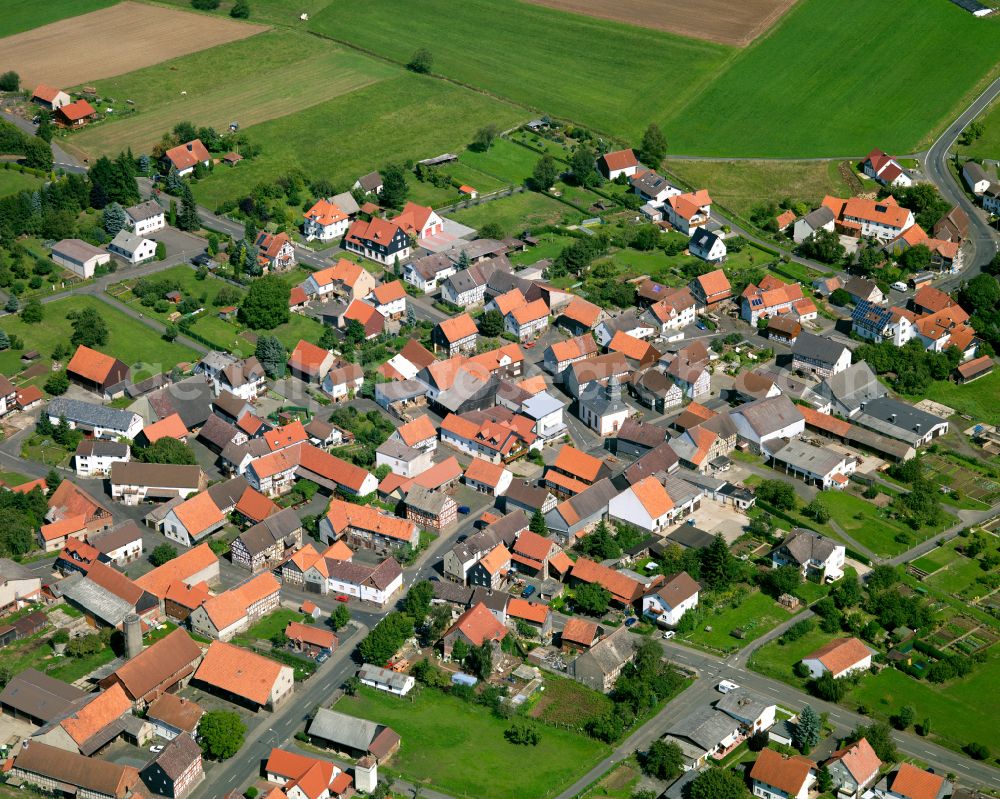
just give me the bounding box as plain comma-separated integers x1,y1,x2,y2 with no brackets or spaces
142,413,188,443
438,313,478,343
397,415,436,447
507,598,549,624
600,149,638,172
464,457,506,488
265,420,308,451
40,514,86,542
825,738,881,784
289,286,307,307
304,199,347,227
561,616,598,646
58,99,96,122
570,558,642,603
889,763,945,799
61,683,131,746
373,280,406,305
446,602,507,646
804,637,870,675
630,476,674,518
288,341,330,376
750,749,816,795
550,335,598,364
553,445,604,483
165,139,210,171
136,543,217,599
172,491,224,538
235,486,279,523
560,297,603,328
694,268,731,298
195,641,288,705
67,345,119,383
285,621,336,650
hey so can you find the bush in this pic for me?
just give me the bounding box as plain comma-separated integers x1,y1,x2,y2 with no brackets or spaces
964,742,989,760
191,0,220,8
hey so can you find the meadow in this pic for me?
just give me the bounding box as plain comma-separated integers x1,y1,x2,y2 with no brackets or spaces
190,74,526,209
677,588,788,653
308,0,730,142
0,295,198,377
69,31,396,157
447,190,583,236
337,686,608,799
908,370,1000,426
0,0,115,37
664,0,1000,156
955,97,1000,160
0,170,44,199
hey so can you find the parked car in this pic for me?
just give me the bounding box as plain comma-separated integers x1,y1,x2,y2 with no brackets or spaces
662,630,676,639
335,594,350,602
892,281,908,292
521,585,536,599
149,745,164,753
624,617,638,627
717,680,739,694
316,652,330,664
458,505,470,514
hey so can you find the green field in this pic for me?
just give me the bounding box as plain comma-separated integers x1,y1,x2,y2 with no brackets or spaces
310,0,729,143
459,138,544,185
664,159,856,218
666,0,1000,156
906,371,1000,426
955,97,1000,160
155,0,336,28
448,190,582,236
677,588,789,653
336,686,608,799
69,31,397,158
819,489,949,559
0,0,116,37
749,627,837,685
0,295,198,376
849,647,1000,754
190,74,526,209
0,170,44,198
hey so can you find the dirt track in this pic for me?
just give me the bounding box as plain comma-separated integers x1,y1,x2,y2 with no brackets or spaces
0,2,267,88
522,0,798,46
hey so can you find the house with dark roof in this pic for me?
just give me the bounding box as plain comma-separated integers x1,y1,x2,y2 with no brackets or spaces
545,478,618,541
0,669,85,726
307,708,400,761
74,439,130,478
853,396,948,447
771,529,846,583
11,741,139,798
641,571,699,627
230,508,303,572
689,227,726,263
570,625,637,692
140,732,204,799
48,397,142,439
730,394,805,453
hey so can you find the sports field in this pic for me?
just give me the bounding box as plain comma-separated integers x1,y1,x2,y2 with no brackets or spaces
663,159,856,217
189,74,526,210
664,0,1000,156
309,0,730,142
522,0,796,46
0,2,267,88
69,31,395,157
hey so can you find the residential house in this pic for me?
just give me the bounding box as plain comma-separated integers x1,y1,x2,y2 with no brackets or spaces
645,287,697,334
140,413,189,446
164,139,210,177
741,275,806,324
189,571,280,641
505,299,550,341
767,316,801,344
570,625,637,692
642,571,699,627
851,301,915,346
689,227,726,263
443,601,508,658
630,169,678,204
264,748,353,799
74,439,130,477
844,276,884,305
962,162,991,195
303,198,350,241
307,709,400,762
375,439,434,479
368,279,407,320
750,749,816,799
688,269,732,309
305,259,377,303
146,695,204,742
31,84,71,110
121,200,165,236
230,508,303,572
822,195,915,241
507,598,552,641
404,485,458,530
443,515,524,583
545,478,617,541
345,217,411,265
467,542,512,589
886,764,950,799
359,664,415,697
794,206,838,243
441,257,512,307
544,334,598,375
664,190,712,235
509,529,562,580
730,394,805,453
771,527,847,580
629,369,683,413
255,231,295,272
404,252,455,292
578,375,632,436
933,206,969,242
824,738,882,799
544,445,610,498
665,705,743,770
557,297,607,335
110,462,205,505
90,521,144,567
195,352,266,401
767,440,856,491
504,480,557,516
804,361,885,417
791,332,851,378
394,201,444,240
598,148,639,180
0,375,16,418
65,346,130,399
288,340,334,384
108,230,157,265
463,458,514,496
608,475,676,533
594,310,655,348
46,479,113,535
354,171,383,195
862,148,913,187
141,733,204,799
664,341,711,399
433,313,479,356
440,408,538,463
55,99,97,127
569,558,644,607
801,637,872,679
319,498,419,551
321,361,364,402
614,418,667,458
193,640,294,710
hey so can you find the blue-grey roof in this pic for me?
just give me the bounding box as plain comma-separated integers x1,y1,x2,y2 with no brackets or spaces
852,299,894,332
521,391,563,420
48,398,138,431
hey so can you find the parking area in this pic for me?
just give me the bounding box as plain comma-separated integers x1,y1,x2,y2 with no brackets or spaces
682,498,752,543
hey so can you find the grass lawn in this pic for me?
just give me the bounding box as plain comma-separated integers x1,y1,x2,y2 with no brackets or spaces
0,170,44,198
309,0,729,143
905,371,1000,426
459,139,541,185
190,73,526,211
665,0,1000,156
663,159,855,218
241,608,306,641
955,97,1000,161
924,541,993,597
45,646,117,683
336,686,609,799
269,311,327,353
749,627,836,685
526,674,613,732
819,489,948,559
155,0,336,28
509,234,577,266
69,30,397,158
189,314,254,357
580,757,642,799
678,588,789,653
0,471,31,485
448,191,582,237
849,647,1000,754
112,264,245,324
0,0,116,37
0,295,198,376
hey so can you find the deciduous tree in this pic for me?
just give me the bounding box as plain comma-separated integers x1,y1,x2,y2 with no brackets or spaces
198,711,246,760
531,154,559,191
239,275,290,329
639,123,667,166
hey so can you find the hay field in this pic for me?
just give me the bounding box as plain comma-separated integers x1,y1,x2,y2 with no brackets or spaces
0,1,267,88
521,0,797,46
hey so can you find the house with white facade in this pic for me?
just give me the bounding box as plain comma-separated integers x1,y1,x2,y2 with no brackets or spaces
862,148,914,188
608,476,675,534
345,217,411,266
125,201,166,235
689,227,726,263
962,161,991,195
597,149,639,180
664,190,712,235
48,398,144,440
326,558,402,606
321,361,364,403
801,637,872,679
505,299,549,341
793,206,836,244
74,440,130,477
791,332,852,378
768,440,856,492
394,202,444,241
730,395,804,453
642,571,699,627
367,280,407,320
822,195,915,242
630,170,679,204
751,749,816,799
302,198,350,242
824,738,882,799
50,238,111,279
644,287,697,334
108,230,157,265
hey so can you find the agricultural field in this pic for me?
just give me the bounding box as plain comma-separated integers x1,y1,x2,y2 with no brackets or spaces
663,159,856,219
155,0,335,28
0,0,116,38
526,675,613,731
309,0,730,142
190,74,526,210
522,0,795,46
0,169,44,199
665,0,1000,156
68,32,396,158
448,190,582,237
916,536,999,600
0,2,266,89
0,295,198,377
336,686,608,799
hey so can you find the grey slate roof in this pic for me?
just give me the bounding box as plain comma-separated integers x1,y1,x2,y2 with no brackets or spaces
90,520,143,555
198,413,240,450
792,331,850,366
207,476,251,510
855,396,946,445
48,398,138,432
769,438,848,477
151,733,201,780
109,229,145,254
75,439,129,458
548,478,617,530
359,664,413,692
801,205,835,230
309,708,385,750
667,705,741,751
126,200,163,221
733,394,803,436
775,528,840,565
690,226,721,251
404,485,452,516
376,438,425,463
572,625,636,677
58,572,134,626
149,376,214,429
0,668,85,723
110,461,203,489
811,361,885,414
625,441,679,484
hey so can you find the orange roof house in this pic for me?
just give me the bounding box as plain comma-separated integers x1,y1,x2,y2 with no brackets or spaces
435,313,479,350
56,99,97,127
750,749,816,798
265,748,352,799
608,331,659,366
66,345,129,395
802,637,872,679
507,597,550,627
443,602,507,656
288,340,334,383
570,558,643,605
164,139,210,174
141,413,189,444
824,738,882,793
888,763,946,799
265,420,308,452
194,640,292,709
304,199,347,229
559,297,605,330
776,209,796,230
396,415,437,447
235,486,280,523
689,268,732,306
492,288,528,317
561,617,599,648
57,683,132,753
169,491,225,543
136,543,219,600
598,148,639,178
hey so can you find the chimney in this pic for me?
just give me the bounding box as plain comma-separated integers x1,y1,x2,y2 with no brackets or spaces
186,143,193,151
914,423,921,433
889,413,896,423
124,614,143,659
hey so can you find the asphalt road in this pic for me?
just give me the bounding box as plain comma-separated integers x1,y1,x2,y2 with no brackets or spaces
925,76,1000,292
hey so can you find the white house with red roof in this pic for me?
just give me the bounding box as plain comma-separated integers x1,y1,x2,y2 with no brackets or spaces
751,749,816,799
597,149,639,180
504,298,550,341
302,199,350,242
31,84,70,110
644,287,696,334
394,201,444,241
822,195,915,241
608,476,676,534
367,280,407,320
287,341,334,384
664,190,712,235
862,148,914,188
344,217,411,265
304,259,376,302
740,275,806,324
688,269,732,309
801,637,872,679
824,738,882,799
164,139,211,177
642,571,699,627
265,748,353,799
255,231,295,272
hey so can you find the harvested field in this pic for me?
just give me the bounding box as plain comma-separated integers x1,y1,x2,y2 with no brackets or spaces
0,2,267,88
522,0,797,46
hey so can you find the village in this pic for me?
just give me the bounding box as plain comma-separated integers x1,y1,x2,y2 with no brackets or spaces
0,44,999,799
